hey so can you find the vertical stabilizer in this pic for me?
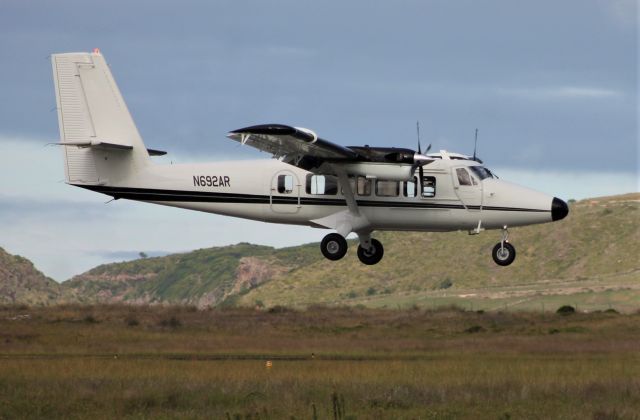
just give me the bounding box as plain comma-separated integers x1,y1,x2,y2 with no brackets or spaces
51,50,149,185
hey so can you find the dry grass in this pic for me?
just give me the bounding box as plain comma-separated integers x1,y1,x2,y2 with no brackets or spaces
0,304,639,418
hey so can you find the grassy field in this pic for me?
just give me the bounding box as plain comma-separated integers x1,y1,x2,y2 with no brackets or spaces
1,305,639,419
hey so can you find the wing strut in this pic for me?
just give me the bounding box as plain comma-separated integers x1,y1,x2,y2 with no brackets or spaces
310,166,371,238
334,167,359,217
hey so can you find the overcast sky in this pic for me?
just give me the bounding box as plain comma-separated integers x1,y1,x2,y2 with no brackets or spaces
0,0,637,281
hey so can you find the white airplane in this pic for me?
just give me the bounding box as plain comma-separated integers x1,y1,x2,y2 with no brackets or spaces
51,50,568,266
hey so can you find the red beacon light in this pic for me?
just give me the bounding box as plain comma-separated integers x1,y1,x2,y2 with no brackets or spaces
93,48,101,55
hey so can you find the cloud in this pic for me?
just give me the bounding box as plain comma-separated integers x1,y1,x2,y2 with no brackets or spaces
498,86,622,100
0,196,114,222
604,0,638,27
260,45,317,58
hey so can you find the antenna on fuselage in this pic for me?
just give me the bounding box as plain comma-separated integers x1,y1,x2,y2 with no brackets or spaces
473,128,479,161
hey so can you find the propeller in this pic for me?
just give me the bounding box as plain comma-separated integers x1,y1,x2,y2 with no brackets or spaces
413,121,432,194
417,121,422,155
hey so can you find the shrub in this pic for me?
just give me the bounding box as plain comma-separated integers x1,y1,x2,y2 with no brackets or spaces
159,316,181,328
267,305,289,314
126,317,139,327
438,278,453,290
83,315,98,324
366,287,377,296
465,325,485,334
556,305,576,315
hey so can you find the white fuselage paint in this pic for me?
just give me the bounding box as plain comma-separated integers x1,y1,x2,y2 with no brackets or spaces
80,156,555,233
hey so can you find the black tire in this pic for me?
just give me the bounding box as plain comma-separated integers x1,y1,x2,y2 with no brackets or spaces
357,238,384,265
492,242,516,266
321,233,348,261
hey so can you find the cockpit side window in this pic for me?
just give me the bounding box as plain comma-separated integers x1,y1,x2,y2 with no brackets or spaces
469,166,494,180
456,168,472,186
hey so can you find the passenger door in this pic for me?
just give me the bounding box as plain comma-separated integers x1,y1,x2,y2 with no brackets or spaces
270,171,301,214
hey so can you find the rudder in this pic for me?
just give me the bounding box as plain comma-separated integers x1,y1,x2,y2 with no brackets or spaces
51,50,149,185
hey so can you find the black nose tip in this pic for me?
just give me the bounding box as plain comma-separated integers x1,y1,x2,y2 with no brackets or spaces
552,197,569,221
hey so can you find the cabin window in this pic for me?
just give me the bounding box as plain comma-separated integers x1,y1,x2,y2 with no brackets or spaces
404,177,417,197
422,176,436,197
376,180,399,197
306,174,338,195
404,176,436,197
341,176,371,196
456,168,472,186
277,174,294,194
357,176,372,196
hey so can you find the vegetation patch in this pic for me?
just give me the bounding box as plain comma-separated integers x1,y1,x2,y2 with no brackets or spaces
556,305,576,315
0,305,638,418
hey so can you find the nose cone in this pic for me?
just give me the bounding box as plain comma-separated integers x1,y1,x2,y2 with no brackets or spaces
551,197,569,221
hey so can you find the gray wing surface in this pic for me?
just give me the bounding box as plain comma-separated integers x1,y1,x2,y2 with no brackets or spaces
227,124,358,160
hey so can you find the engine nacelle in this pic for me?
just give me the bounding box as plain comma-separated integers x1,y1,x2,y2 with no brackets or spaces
319,162,415,181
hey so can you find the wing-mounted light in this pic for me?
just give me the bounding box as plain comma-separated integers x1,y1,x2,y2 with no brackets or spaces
293,127,318,143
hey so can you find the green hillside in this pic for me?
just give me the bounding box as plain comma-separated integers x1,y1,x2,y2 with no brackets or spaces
0,247,65,305
58,193,639,311
3,193,638,310
64,243,320,306
239,193,639,309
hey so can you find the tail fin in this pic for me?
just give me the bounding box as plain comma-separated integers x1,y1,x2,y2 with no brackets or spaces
51,50,149,185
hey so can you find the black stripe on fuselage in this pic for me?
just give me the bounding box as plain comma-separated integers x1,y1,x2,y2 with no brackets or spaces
74,185,549,213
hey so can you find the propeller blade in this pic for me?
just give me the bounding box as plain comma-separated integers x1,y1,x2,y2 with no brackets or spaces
416,121,422,154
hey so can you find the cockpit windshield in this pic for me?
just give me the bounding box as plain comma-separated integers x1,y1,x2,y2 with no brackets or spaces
469,166,495,180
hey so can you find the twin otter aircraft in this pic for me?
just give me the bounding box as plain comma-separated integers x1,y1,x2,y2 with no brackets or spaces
51,51,568,266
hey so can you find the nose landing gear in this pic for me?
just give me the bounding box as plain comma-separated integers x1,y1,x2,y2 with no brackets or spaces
492,226,516,266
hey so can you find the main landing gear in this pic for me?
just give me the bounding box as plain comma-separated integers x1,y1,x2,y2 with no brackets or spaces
320,233,385,265
492,226,516,266
357,238,384,265
320,233,348,261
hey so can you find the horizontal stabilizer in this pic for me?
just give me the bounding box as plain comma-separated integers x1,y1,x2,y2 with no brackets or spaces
147,148,167,156
55,141,166,156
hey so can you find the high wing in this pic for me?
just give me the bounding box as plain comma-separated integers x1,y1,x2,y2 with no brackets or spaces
227,124,358,160
227,123,434,179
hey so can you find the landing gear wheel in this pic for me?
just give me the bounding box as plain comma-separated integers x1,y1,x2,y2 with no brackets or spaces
357,239,384,265
321,233,348,261
492,242,516,266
